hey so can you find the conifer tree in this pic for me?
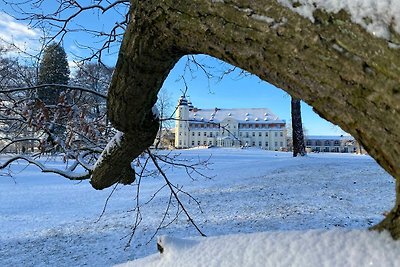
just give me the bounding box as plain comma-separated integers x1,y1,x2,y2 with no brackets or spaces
37,43,70,105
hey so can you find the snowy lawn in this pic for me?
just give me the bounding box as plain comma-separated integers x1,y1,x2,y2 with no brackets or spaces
0,148,396,266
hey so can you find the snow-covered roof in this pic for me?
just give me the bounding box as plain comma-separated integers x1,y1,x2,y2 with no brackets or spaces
189,108,285,124
306,135,355,141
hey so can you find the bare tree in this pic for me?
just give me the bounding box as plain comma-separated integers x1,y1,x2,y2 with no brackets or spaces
2,0,400,239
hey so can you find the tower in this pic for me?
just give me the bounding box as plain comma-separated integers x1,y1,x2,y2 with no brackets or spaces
175,96,189,148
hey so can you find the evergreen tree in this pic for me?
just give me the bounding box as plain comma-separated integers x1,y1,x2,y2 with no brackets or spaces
37,43,70,105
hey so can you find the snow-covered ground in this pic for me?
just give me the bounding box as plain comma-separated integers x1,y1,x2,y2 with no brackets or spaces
0,148,396,266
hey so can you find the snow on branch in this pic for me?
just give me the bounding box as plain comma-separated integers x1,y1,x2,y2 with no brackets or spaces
0,155,91,180
277,0,400,40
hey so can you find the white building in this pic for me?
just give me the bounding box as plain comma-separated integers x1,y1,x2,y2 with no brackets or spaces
305,135,358,153
174,96,287,150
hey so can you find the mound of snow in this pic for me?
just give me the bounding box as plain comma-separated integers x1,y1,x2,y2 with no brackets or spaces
117,230,400,267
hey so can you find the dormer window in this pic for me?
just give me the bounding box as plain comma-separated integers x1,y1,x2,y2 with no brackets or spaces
245,112,249,116
245,117,249,121
228,113,231,116
255,117,259,121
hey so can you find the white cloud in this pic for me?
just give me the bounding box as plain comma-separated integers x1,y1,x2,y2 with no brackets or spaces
0,12,40,51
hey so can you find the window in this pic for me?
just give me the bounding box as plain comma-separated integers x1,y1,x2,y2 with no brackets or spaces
275,132,278,137
197,141,200,145
334,140,340,146
259,141,262,147
239,132,242,137
306,140,312,146
259,132,262,137
246,132,249,138
203,141,207,145
192,132,195,137
252,141,255,146
209,141,212,145
280,132,283,137
252,132,255,137
198,132,201,137
192,141,195,146
275,142,278,147
210,132,213,137
316,140,321,146
325,140,331,146
265,141,269,147
204,132,207,136
265,132,269,137
179,141,182,145
280,142,283,147
216,132,219,137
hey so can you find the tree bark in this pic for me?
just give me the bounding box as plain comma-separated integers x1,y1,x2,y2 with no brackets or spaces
91,0,400,237
291,97,306,157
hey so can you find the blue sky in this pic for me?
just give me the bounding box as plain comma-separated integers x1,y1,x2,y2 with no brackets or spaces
162,56,347,136
0,3,347,136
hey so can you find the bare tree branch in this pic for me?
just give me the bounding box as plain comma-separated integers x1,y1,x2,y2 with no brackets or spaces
1,84,107,99
147,148,206,237
0,155,91,180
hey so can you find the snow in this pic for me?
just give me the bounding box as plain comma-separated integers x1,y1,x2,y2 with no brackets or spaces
94,130,124,168
277,0,400,39
120,230,400,267
306,135,354,140
251,14,275,24
190,108,284,123
0,149,396,266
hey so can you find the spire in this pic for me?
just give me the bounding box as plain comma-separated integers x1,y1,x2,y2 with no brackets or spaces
178,95,188,106
187,96,194,111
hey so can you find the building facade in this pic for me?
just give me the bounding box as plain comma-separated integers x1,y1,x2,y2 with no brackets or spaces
174,96,287,150
305,135,358,153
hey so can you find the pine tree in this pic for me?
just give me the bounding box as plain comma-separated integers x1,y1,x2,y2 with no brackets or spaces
37,43,70,105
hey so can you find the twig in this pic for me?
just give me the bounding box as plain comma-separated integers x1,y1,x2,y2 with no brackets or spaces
147,148,206,237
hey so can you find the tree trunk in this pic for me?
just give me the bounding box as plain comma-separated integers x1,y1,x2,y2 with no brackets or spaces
91,0,400,238
291,97,306,157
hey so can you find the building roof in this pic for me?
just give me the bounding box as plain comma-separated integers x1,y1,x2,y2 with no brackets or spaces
306,135,355,140
177,96,285,124
188,108,285,124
